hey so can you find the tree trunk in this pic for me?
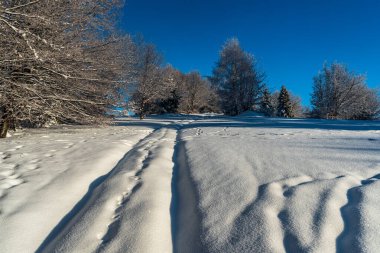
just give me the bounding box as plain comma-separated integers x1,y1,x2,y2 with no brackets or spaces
139,100,147,120
0,118,9,138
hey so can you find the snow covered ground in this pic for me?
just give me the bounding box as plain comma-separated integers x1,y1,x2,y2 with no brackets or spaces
0,114,379,253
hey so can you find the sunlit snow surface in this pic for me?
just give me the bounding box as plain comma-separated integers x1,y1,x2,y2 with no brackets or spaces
0,114,379,253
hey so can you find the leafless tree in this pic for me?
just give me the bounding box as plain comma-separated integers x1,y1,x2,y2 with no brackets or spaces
0,0,131,138
311,63,380,120
211,38,264,115
129,42,172,119
155,66,184,113
290,94,304,118
178,72,212,113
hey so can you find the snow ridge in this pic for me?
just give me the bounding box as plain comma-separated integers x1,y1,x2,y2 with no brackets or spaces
337,173,380,253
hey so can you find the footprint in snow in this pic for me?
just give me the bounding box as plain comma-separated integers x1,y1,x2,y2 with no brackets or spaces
23,163,40,171
64,143,74,149
6,145,24,153
30,158,40,164
0,177,24,190
0,163,16,171
2,153,11,160
0,169,15,178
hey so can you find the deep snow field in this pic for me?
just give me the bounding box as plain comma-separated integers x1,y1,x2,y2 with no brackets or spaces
0,114,379,253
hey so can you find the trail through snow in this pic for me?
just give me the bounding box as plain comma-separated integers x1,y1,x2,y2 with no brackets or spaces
0,115,380,253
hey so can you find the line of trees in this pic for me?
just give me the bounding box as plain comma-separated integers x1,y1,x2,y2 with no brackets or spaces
127,40,219,119
0,0,220,138
210,39,303,118
1,1,379,138
209,39,379,120
260,86,303,118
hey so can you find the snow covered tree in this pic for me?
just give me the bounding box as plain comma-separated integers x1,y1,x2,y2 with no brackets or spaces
277,86,294,118
260,88,275,116
0,0,130,138
311,63,380,120
289,94,304,118
129,43,181,119
155,66,183,114
270,89,303,118
211,38,264,115
178,72,213,113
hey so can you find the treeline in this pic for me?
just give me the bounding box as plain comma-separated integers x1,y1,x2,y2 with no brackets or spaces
210,39,305,118
129,38,304,119
258,62,380,120
132,38,379,121
209,39,379,120
128,41,219,119
1,1,379,138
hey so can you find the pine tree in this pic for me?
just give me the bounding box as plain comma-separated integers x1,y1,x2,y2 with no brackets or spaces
277,86,294,118
260,88,274,116
159,90,180,113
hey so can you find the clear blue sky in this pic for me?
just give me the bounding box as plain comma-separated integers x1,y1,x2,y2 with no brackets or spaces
121,0,380,106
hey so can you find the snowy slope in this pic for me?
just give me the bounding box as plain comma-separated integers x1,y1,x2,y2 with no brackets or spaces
177,116,380,253
0,115,379,253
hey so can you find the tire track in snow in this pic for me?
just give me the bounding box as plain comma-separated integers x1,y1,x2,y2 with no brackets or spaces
171,131,203,253
36,127,172,253
99,124,182,253
96,130,169,251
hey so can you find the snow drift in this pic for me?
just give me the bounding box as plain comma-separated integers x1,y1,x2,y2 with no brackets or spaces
0,115,379,253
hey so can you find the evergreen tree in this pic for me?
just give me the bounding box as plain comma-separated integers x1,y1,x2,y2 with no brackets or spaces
159,90,180,113
260,88,274,116
277,86,294,118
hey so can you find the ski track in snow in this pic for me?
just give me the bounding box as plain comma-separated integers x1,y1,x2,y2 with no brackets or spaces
0,115,380,253
35,119,195,253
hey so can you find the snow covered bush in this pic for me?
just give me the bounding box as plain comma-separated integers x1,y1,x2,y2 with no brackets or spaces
311,63,380,120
